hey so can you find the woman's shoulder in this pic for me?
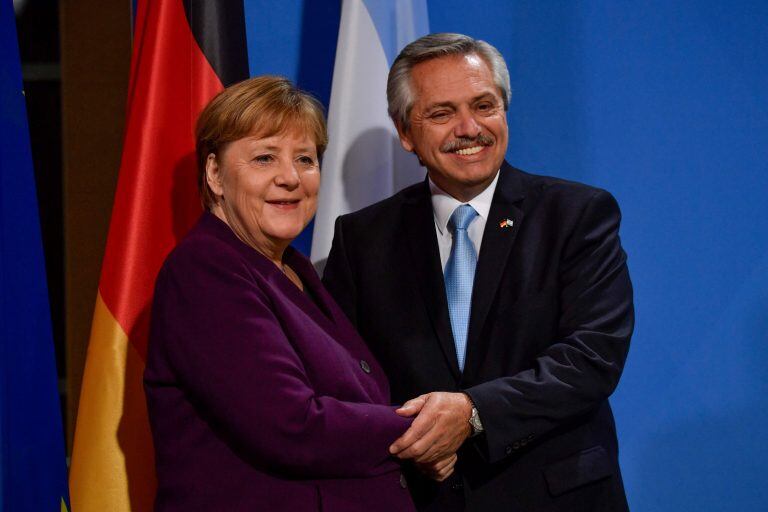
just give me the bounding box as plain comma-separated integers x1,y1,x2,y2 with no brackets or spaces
156,213,273,298
162,214,243,272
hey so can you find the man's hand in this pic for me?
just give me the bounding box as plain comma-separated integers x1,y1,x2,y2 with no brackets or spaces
389,392,473,463
416,453,458,482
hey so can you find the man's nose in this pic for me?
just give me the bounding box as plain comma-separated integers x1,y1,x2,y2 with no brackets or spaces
453,109,482,139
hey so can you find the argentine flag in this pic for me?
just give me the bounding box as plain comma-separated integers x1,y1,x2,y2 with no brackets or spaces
311,0,429,267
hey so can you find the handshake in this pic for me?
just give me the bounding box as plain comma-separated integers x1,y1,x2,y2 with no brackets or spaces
389,391,475,482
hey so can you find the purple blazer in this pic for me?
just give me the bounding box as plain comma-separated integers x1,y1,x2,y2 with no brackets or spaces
144,213,415,511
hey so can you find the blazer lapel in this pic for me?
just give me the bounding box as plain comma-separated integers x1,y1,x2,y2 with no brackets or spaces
463,164,528,381
282,252,387,404
204,214,349,349
403,182,462,381
297,260,363,345
277,249,344,343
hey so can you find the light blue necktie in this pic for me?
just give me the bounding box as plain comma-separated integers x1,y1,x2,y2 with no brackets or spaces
444,204,479,372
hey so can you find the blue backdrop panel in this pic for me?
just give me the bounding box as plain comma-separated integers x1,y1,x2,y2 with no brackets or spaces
245,1,768,509
244,0,341,256
429,2,768,509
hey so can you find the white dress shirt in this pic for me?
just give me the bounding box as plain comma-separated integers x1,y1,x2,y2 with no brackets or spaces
429,170,501,271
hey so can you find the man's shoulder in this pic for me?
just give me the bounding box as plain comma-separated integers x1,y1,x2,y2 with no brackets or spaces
505,165,618,216
509,165,607,198
335,164,618,230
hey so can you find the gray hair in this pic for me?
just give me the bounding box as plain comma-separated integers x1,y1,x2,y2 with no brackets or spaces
387,33,512,131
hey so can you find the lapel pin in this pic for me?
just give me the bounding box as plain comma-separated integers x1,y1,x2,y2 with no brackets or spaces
499,218,514,229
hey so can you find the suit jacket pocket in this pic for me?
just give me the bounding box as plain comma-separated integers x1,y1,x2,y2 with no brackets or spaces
543,445,614,497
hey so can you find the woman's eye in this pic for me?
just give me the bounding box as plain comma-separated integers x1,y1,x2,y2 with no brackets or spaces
298,156,314,164
253,154,274,164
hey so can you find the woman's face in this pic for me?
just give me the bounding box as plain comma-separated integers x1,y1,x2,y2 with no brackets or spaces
206,128,320,255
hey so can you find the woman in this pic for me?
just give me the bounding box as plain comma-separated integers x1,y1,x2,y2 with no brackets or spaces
144,77,449,511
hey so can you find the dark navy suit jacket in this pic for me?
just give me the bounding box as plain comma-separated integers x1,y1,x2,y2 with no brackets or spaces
144,212,415,511
323,162,634,512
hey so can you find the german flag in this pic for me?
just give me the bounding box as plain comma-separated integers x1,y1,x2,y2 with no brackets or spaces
69,2,248,510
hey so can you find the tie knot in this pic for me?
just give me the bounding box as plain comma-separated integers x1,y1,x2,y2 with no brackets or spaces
449,204,478,231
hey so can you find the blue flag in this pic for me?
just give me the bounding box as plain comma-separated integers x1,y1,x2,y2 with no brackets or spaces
0,1,70,511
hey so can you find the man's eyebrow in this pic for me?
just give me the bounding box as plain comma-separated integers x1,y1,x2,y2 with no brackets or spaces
472,92,498,102
424,101,456,111
424,92,499,111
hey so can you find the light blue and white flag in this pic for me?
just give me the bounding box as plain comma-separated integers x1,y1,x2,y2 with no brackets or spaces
311,0,429,266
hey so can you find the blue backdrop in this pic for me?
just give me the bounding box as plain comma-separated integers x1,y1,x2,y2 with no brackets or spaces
243,1,768,510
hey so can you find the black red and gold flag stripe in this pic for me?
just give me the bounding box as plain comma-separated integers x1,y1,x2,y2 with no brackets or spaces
70,2,248,510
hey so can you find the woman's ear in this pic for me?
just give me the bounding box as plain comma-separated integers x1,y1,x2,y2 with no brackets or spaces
205,153,224,197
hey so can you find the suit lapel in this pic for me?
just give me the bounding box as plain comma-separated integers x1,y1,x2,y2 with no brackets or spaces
463,163,528,381
403,182,463,381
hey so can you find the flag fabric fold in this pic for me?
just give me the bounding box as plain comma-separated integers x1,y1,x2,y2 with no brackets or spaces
68,1,248,510
0,1,70,510
310,0,429,266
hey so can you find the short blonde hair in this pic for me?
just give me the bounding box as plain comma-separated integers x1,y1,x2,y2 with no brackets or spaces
195,76,328,209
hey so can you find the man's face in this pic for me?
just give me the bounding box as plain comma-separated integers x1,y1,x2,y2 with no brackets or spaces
397,53,508,202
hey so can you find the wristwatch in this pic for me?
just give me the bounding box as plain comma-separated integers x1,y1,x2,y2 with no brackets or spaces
469,406,484,436
462,393,484,436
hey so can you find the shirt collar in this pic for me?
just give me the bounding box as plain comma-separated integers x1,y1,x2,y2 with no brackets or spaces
429,170,500,235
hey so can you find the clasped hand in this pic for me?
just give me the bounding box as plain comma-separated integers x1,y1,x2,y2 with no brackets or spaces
389,392,473,481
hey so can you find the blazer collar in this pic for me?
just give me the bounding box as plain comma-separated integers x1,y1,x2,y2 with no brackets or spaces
199,212,344,342
429,172,499,236
400,162,531,381
402,182,464,380
463,161,530,381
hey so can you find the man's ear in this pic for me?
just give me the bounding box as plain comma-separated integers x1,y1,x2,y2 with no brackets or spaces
205,153,224,197
395,121,415,153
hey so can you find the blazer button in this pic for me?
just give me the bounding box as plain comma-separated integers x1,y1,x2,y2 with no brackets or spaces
505,445,513,455
450,481,464,492
360,360,371,373
512,441,521,450
399,473,407,488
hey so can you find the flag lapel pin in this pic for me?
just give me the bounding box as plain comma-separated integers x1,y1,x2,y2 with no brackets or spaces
499,218,514,229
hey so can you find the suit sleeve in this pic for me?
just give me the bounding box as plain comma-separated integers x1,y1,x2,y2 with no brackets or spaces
150,249,410,479
465,189,633,463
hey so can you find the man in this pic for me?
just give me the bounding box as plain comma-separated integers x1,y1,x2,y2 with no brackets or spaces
323,33,633,511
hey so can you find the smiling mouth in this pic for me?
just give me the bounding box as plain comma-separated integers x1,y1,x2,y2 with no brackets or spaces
266,199,300,207
454,146,484,156
441,134,495,155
